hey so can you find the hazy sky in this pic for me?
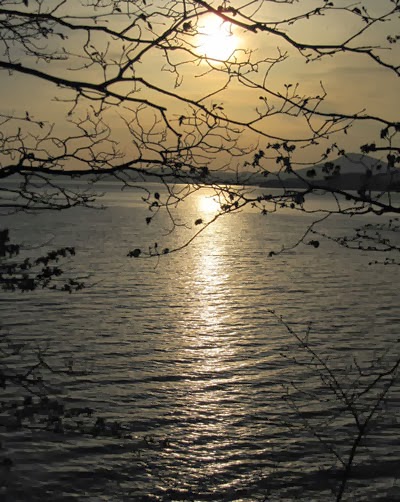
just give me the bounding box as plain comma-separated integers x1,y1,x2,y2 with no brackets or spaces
1,0,399,169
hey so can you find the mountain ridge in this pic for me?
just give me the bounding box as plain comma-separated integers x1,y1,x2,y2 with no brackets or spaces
257,153,399,191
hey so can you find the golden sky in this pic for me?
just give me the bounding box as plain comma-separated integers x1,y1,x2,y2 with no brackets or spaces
1,0,399,170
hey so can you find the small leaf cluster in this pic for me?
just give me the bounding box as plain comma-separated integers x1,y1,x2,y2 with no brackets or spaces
0,229,83,293
128,243,170,258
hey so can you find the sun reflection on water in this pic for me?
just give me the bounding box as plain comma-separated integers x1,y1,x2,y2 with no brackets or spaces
180,215,242,410
198,194,221,214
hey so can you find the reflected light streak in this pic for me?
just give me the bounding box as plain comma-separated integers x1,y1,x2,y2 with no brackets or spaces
186,221,234,374
176,214,249,446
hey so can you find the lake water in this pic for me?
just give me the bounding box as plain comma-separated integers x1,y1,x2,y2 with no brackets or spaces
1,183,399,501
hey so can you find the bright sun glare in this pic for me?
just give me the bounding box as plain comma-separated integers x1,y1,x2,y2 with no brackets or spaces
199,195,220,213
197,15,238,61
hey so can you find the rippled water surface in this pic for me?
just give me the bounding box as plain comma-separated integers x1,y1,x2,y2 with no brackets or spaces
1,184,400,501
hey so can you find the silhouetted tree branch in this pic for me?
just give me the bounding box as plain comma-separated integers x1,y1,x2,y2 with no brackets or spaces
273,311,400,501
1,3,400,498
0,1,398,242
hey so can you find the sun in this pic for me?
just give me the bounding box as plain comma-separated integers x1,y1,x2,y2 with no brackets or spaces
197,15,238,61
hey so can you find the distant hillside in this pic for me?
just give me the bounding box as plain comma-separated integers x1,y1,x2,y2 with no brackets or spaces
259,153,400,191
295,153,388,177
2,153,398,191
